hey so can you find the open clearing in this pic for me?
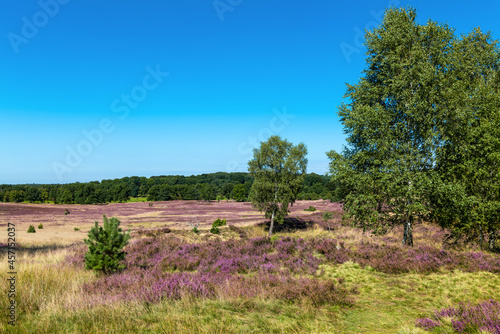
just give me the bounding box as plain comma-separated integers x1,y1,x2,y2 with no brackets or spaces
1,200,499,333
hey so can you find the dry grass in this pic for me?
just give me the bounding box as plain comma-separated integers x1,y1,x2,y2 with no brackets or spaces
1,200,498,333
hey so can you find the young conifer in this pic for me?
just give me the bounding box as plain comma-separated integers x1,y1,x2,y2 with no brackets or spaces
84,215,131,274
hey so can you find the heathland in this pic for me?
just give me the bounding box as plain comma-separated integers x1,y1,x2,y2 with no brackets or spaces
1,199,499,333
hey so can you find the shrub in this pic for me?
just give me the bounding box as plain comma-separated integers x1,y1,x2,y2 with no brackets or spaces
416,299,500,333
304,206,316,212
192,227,199,234
211,218,226,234
27,225,36,233
38,223,43,229
84,215,131,275
64,209,70,215
74,227,80,231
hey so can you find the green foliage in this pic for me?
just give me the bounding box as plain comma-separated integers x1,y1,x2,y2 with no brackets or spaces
200,184,215,202
210,218,226,234
304,206,316,212
64,209,70,215
232,184,247,202
25,187,41,203
248,135,308,236
427,29,500,250
328,7,481,245
0,172,334,205
322,211,334,231
322,211,333,221
38,223,43,229
74,227,80,231
27,225,36,233
192,227,199,234
84,215,131,275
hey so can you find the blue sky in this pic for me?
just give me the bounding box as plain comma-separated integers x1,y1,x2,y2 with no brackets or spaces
1,0,499,184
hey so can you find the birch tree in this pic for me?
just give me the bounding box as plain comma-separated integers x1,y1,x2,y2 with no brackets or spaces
248,136,307,236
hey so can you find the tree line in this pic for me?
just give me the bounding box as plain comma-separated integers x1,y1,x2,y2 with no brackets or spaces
0,172,338,204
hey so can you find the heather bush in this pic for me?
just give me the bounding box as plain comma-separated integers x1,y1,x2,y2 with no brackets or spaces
313,240,500,274
416,299,500,333
82,269,353,307
228,224,248,238
73,234,354,307
71,235,500,276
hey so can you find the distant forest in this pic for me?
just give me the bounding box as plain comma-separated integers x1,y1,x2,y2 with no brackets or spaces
0,172,339,204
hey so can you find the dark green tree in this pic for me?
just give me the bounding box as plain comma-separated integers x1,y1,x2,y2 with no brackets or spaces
25,187,41,203
232,184,247,202
84,215,131,274
327,7,456,245
200,183,215,202
248,136,308,236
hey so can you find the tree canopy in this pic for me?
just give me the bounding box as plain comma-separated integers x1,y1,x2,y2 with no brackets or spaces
248,136,308,236
328,7,500,248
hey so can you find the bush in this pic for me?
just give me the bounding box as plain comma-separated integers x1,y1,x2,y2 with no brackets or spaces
304,206,316,212
27,225,36,233
38,223,43,229
74,227,80,231
192,227,199,234
84,215,131,274
210,218,226,234
64,209,70,215
416,299,500,333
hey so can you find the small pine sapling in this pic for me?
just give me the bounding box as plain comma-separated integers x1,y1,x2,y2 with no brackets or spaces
38,223,43,229
27,225,36,233
84,215,131,274
322,211,334,231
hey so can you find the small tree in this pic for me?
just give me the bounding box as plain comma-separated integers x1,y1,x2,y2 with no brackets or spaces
248,136,308,236
188,216,201,234
232,184,247,202
27,225,36,233
84,215,131,274
322,211,334,231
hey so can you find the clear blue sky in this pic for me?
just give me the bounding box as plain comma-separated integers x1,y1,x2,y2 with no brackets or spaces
1,0,499,184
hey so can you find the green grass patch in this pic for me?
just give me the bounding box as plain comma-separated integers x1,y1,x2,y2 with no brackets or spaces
126,197,148,203
321,261,500,333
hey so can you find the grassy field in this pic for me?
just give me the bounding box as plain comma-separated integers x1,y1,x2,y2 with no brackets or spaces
1,200,499,333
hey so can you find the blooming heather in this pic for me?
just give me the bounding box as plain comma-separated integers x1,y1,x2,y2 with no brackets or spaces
416,300,500,333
